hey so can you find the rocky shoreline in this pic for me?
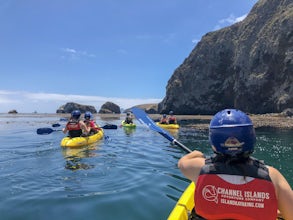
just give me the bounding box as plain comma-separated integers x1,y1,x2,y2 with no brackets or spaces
148,113,293,131
2,112,292,130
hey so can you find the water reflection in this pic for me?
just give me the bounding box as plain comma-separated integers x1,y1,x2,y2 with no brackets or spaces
164,128,179,139
61,144,99,171
123,127,136,136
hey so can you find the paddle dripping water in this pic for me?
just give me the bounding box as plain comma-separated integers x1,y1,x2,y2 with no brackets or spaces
0,114,292,219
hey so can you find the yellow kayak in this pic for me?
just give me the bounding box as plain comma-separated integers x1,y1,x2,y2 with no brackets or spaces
168,182,195,220
121,120,136,128
60,129,104,148
156,122,180,129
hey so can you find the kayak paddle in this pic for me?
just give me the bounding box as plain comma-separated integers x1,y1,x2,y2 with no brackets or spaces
131,107,192,153
37,124,118,135
101,124,118,129
37,127,62,135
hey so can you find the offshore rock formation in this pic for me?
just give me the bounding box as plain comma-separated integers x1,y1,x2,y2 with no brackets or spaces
99,102,121,114
8,109,18,114
126,103,158,114
159,0,293,114
56,102,97,114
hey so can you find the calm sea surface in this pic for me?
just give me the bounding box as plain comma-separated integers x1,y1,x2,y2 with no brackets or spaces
0,114,292,220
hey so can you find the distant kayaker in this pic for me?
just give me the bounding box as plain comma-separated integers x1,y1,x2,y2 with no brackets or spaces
178,109,293,220
62,110,91,138
159,114,168,124
84,111,101,135
167,111,177,124
124,112,134,124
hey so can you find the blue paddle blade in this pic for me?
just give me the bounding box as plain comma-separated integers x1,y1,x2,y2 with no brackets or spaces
52,123,61,127
131,107,192,153
37,128,54,135
59,118,68,122
131,107,174,142
102,124,118,129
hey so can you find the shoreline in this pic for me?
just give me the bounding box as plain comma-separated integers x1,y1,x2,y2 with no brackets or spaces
148,113,293,131
2,113,293,130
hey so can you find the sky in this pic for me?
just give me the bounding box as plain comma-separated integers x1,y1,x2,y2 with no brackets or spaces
0,0,258,113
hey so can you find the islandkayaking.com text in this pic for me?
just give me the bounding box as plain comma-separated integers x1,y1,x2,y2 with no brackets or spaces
220,198,264,208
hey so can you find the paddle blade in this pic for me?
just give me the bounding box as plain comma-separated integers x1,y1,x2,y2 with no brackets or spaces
131,107,174,142
37,128,55,135
52,123,61,127
131,107,192,153
102,124,118,129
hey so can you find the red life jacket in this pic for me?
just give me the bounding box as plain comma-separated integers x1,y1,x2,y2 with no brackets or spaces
168,116,176,124
84,120,95,128
160,118,168,124
66,119,82,137
195,156,277,220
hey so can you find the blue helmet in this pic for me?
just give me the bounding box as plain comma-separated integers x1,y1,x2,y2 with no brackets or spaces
169,111,174,115
71,110,81,119
209,109,256,156
84,111,92,119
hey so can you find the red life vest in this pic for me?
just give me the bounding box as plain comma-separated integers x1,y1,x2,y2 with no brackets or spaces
84,120,96,128
66,119,82,137
67,119,81,130
168,116,176,124
160,118,168,124
195,156,277,220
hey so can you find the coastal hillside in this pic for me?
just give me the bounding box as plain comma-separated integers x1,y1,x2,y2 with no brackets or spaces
159,0,293,114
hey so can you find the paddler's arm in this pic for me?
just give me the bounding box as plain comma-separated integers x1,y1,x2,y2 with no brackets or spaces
62,125,68,134
268,166,293,220
178,150,205,183
80,121,91,133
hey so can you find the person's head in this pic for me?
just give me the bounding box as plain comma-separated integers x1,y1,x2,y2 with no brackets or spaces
163,114,167,118
71,110,81,119
169,111,174,115
127,112,131,116
84,111,92,120
209,109,256,158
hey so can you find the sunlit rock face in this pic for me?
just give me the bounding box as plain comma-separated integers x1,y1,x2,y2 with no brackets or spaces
159,0,293,114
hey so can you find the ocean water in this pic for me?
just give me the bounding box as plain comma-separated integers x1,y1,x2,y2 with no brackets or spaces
0,114,292,220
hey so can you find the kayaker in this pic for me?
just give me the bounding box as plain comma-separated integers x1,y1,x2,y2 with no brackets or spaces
178,109,293,220
167,111,177,124
63,110,91,138
84,111,101,135
124,112,134,124
159,114,168,124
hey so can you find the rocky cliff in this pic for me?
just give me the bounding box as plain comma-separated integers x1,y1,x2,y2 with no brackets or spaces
159,0,293,114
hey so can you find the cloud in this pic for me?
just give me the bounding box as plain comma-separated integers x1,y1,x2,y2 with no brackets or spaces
214,13,248,30
0,90,161,113
191,38,200,44
61,47,96,60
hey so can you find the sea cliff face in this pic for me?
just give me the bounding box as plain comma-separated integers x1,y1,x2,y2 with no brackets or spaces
159,0,293,114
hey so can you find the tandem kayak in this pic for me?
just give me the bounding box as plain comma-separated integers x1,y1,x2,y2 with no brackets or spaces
168,182,195,220
156,122,180,129
60,129,104,148
121,120,136,128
